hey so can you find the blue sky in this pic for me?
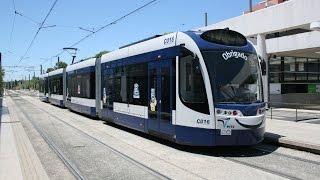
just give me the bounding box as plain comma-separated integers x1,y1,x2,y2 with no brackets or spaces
1,0,261,81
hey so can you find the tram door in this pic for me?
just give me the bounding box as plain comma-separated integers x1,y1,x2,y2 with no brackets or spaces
148,59,173,136
103,68,114,119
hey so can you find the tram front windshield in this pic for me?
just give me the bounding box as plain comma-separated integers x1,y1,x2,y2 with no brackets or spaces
202,50,262,104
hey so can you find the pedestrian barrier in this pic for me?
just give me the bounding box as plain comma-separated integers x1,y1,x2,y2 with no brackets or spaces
268,102,320,122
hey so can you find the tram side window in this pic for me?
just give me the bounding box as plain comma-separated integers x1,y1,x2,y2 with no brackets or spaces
50,79,55,94
114,66,127,103
70,76,76,97
103,70,114,109
45,80,48,93
113,63,148,105
80,72,95,99
127,63,147,106
59,77,63,95
67,76,71,98
50,76,62,95
179,52,209,114
40,80,44,92
90,72,95,99
172,59,176,110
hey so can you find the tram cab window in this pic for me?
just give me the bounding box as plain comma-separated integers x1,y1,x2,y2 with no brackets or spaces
179,49,209,114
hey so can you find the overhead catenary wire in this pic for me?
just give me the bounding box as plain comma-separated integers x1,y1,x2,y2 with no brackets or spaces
69,0,157,48
39,0,158,66
15,11,41,25
12,0,16,10
18,0,59,65
9,13,16,49
13,11,94,31
9,0,17,50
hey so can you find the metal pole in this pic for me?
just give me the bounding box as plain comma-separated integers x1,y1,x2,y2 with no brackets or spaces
72,56,76,64
34,71,36,91
29,74,30,91
296,105,298,122
0,52,2,95
249,0,253,12
270,104,272,119
205,12,208,26
40,65,42,75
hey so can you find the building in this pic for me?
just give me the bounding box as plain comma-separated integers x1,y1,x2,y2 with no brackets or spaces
244,0,288,14
196,0,320,108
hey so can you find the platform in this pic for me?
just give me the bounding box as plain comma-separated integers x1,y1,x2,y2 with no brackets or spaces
0,95,49,180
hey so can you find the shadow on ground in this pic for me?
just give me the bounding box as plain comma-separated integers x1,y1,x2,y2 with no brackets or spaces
102,121,279,158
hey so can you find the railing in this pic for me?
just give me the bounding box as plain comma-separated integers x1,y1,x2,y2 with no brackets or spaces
267,102,320,122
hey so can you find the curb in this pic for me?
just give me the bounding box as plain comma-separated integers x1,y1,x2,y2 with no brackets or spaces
263,132,320,155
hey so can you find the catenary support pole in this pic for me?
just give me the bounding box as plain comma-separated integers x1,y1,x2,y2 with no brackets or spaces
257,34,269,105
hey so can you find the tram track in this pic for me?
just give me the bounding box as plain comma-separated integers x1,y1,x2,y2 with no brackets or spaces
7,90,171,180
184,145,310,180
221,156,302,180
7,91,85,180
13,91,213,180
10,90,320,180
251,145,320,166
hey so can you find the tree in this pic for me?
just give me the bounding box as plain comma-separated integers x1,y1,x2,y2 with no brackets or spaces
54,61,68,70
94,50,109,58
46,67,54,73
0,67,4,95
80,50,109,62
46,60,68,73
30,76,40,90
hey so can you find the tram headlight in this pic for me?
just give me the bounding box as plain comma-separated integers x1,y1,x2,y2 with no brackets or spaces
215,108,243,117
232,110,238,116
257,107,266,115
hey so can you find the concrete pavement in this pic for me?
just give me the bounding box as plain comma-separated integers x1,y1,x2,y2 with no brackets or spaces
265,117,320,154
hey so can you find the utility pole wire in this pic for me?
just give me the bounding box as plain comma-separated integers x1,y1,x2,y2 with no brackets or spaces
15,11,41,25
40,0,157,66
12,0,16,11
18,0,59,65
14,11,94,31
9,13,16,50
69,0,157,48
9,0,17,51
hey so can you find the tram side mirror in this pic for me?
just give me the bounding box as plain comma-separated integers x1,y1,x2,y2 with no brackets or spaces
258,55,267,76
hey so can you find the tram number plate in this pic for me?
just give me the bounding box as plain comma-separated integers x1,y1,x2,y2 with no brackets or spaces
221,129,232,136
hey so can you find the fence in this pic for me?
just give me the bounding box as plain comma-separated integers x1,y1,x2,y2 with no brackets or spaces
268,102,320,122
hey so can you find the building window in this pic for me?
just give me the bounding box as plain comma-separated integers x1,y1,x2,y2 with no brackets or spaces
269,57,281,83
307,59,319,81
269,55,320,93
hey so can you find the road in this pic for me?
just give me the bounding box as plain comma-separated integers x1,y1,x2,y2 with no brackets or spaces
5,90,320,180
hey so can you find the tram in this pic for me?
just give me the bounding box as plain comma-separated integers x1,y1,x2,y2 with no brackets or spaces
40,29,266,146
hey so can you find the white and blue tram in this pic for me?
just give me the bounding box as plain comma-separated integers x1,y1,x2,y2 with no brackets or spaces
40,29,266,146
